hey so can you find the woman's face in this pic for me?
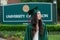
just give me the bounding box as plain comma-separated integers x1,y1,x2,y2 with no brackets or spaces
37,11,42,20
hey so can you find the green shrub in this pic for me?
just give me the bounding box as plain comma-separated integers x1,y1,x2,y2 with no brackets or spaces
0,24,60,31
0,31,25,39
0,24,27,31
46,24,60,32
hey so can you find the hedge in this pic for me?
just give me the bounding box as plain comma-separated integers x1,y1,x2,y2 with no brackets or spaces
0,24,60,31
46,24,60,32
0,24,27,31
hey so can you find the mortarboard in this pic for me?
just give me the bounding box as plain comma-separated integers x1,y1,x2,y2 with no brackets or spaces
28,7,39,16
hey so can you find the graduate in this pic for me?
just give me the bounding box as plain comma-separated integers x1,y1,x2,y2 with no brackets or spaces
24,7,48,40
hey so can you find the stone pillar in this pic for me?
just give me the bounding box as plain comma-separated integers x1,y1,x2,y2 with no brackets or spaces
0,0,8,5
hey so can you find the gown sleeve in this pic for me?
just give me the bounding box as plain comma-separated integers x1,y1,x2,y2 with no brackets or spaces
43,23,48,40
24,24,32,40
39,23,48,40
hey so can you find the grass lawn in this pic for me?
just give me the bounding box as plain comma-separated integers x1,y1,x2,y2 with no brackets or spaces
48,34,60,40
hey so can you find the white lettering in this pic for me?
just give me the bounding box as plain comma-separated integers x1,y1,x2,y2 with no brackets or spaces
6,15,25,18
42,14,48,18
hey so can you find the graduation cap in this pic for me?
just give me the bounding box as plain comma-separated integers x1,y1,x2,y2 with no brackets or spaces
28,7,39,16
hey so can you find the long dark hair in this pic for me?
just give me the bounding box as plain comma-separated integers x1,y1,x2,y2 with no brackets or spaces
31,13,44,38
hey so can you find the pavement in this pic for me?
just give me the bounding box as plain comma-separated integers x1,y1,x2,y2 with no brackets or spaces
0,38,6,40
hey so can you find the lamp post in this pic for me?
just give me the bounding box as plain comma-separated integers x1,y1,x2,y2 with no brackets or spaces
53,0,57,24
53,0,57,4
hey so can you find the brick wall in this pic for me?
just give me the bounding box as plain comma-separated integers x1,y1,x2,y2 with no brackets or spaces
7,0,19,4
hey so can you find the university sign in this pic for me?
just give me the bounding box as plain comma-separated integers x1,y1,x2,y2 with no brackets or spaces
0,2,56,24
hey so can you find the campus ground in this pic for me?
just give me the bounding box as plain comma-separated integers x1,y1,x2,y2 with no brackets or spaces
0,31,60,40
48,32,60,40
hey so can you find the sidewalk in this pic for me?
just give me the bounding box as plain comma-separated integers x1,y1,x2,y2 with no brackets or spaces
0,38,6,40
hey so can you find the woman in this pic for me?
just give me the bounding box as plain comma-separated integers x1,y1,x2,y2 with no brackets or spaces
24,7,48,40
32,11,43,40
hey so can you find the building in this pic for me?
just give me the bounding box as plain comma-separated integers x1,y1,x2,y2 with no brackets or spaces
0,0,19,5
8,0,19,4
